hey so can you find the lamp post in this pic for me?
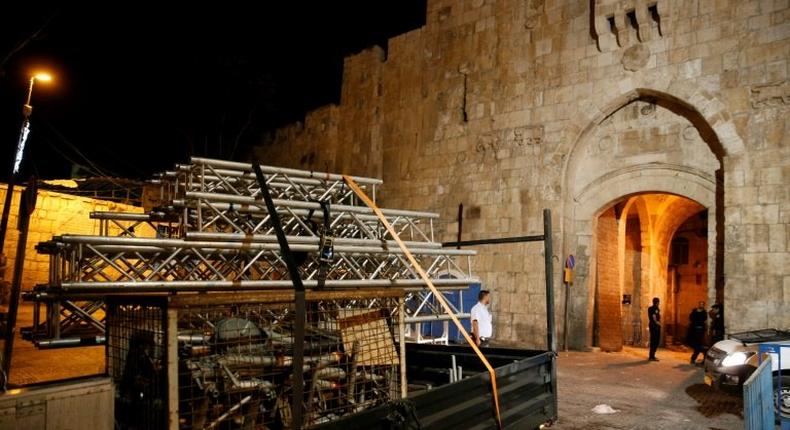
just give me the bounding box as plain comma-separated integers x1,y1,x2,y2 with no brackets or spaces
0,72,52,255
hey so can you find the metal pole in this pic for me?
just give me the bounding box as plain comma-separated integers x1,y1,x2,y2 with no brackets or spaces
54,234,465,255
563,277,570,351
0,178,16,255
47,278,476,292
190,156,383,185
252,162,305,430
24,78,34,106
543,209,556,352
0,78,35,255
443,234,545,247
543,208,559,423
0,120,28,255
185,231,443,249
398,296,407,399
456,203,463,250
181,191,440,219
2,178,37,385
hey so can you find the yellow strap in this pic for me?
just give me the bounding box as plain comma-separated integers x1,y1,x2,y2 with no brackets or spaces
343,175,503,429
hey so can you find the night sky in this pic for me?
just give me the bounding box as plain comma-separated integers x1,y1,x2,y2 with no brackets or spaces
0,2,425,181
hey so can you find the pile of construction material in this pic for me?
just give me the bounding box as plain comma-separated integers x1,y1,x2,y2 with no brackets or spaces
19,157,480,428
108,290,403,429
24,157,477,346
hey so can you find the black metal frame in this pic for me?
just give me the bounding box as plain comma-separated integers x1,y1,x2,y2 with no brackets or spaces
252,161,308,429
314,343,555,430
443,208,558,425
2,179,38,385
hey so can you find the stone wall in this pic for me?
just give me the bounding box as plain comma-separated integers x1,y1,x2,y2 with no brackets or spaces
252,0,790,349
596,207,622,351
622,215,642,344
0,184,147,291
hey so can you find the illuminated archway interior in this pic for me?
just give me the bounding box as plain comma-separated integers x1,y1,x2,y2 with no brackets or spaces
593,193,709,351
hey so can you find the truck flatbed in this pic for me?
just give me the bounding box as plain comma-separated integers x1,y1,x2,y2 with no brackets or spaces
729,329,790,345
314,343,557,430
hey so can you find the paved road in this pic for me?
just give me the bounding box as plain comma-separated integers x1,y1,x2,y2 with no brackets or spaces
554,347,743,430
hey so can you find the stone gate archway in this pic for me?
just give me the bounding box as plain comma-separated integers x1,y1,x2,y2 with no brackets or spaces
560,88,742,350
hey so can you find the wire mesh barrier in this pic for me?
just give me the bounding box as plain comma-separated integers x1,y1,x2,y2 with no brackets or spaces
106,290,405,429
107,299,167,428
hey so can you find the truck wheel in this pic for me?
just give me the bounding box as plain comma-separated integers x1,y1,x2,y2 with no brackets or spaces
776,375,790,420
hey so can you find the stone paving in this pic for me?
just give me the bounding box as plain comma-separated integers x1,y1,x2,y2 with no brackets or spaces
554,346,743,430
5,304,103,386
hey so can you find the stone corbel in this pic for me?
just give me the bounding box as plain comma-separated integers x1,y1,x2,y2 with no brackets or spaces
613,9,628,47
634,0,651,42
656,0,670,37
593,2,617,52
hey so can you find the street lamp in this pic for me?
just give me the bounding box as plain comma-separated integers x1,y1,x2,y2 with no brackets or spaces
0,71,53,255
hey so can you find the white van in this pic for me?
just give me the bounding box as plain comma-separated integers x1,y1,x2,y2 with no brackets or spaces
704,329,790,419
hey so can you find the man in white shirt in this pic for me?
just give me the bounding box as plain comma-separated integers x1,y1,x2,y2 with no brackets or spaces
470,290,492,347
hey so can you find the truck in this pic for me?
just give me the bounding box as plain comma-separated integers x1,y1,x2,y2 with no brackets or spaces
704,329,790,419
315,343,557,430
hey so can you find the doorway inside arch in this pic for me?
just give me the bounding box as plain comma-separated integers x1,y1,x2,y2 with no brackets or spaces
592,193,712,352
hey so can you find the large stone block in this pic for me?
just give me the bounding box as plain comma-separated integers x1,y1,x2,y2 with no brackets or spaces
741,204,780,224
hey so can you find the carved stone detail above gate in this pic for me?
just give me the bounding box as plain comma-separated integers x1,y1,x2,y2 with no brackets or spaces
592,0,670,52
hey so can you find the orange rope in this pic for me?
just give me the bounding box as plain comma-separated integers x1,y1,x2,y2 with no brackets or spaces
343,175,503,429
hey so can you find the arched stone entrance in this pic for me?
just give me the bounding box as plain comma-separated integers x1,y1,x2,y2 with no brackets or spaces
560,88,741,350
592,193,707,351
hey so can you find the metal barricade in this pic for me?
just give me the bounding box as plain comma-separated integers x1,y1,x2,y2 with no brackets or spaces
757,342,790,430
743,356,774,429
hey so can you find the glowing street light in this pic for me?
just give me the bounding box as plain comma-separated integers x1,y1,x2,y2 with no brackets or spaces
33,73,52,82
0,71,54,254
22,72,54,119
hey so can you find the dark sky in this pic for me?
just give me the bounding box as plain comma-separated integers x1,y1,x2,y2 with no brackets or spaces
0,2,425,181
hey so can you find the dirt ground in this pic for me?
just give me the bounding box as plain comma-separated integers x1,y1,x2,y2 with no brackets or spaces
554,347,743,430
4,305,744,429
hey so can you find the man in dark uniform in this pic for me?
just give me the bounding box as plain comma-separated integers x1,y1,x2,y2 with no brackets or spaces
709,303,724,343
688,301,708,364
648,297,661,361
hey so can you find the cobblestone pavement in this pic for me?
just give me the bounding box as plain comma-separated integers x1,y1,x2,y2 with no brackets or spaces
554,347,743,430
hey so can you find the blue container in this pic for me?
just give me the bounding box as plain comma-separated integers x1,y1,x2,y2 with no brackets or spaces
420,283,481,343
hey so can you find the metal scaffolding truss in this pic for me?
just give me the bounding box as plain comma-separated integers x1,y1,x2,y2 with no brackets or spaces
23,157,478,348
91,210,181,238
37,235,474,290
175,193,437,242
155,157,380,206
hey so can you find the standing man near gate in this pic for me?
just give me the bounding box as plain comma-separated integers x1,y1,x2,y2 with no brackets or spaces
647,297,661,361
688,301,708,365
471,290,493,347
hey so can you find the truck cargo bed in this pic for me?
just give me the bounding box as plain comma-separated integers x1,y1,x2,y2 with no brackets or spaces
314,343,556,430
